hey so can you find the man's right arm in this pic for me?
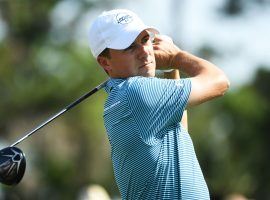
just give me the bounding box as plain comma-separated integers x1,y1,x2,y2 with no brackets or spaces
153,35,230,106
173,51,230,106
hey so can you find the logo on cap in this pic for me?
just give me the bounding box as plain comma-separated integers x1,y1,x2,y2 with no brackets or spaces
116,13,133,24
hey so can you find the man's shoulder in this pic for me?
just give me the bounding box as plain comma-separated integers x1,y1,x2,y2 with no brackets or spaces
107,76,191,93
127,76,156,85
107,76,157,90
125,76,163,93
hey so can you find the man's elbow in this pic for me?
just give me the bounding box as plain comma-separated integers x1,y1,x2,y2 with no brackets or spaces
215,74,230,97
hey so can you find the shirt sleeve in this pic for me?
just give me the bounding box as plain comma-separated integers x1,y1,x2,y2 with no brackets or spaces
126,77,192,144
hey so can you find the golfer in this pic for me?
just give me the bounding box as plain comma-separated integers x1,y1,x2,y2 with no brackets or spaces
88,9,229,200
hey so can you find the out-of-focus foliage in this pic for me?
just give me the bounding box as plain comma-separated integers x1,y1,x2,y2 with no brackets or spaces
221,0,270,15
0,0,119,199
190,68,270,200
0,0,269,200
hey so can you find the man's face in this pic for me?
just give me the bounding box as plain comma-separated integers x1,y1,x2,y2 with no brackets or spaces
99,30,156,78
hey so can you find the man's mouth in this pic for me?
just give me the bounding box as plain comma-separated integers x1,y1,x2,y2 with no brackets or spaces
139,61,153,68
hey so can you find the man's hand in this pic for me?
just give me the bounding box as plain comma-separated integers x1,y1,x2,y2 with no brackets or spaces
152,34,181,69
153,34,230,107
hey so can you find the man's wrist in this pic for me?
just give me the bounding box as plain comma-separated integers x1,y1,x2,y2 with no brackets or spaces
172,51,201,74
170,51,186,69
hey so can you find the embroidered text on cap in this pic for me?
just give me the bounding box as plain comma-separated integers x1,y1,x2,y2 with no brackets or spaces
116,13,133,24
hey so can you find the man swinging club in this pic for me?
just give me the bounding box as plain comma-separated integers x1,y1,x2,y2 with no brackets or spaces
88,9,230,199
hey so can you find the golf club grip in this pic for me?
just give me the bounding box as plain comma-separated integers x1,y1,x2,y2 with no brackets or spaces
10,80,108,147
66,80,108,110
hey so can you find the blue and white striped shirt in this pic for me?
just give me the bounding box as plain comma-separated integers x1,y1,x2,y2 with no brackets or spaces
103,76,209,200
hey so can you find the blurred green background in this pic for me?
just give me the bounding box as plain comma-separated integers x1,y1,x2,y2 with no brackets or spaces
0,0,269,199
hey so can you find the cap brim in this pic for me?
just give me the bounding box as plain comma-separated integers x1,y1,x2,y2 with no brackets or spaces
146,27,159,35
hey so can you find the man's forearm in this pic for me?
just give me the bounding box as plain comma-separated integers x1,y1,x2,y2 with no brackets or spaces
173,51,230,106
172,51,220,77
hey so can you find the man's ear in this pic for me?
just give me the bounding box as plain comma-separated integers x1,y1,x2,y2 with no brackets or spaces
97,56,112,72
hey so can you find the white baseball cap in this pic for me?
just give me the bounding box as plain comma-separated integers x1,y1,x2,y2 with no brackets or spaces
88,9,159,58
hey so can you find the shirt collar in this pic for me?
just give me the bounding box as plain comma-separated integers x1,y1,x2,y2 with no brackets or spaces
105,78,126,93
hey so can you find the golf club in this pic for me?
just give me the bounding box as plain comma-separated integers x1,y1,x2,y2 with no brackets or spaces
0,80,108,186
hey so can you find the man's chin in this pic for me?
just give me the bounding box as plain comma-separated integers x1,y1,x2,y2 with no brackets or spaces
139,66,156,77
139,71,155,77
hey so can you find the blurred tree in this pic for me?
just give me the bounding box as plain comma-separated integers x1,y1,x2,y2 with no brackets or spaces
0,0,120,199
207,0,270,198
222,0,243,15
225,67,270,200
189,67,270,199
221,0,270,16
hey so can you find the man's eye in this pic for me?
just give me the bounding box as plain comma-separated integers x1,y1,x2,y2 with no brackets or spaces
142,36,150,44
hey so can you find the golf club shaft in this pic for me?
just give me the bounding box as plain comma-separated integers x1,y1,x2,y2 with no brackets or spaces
10,80,108,147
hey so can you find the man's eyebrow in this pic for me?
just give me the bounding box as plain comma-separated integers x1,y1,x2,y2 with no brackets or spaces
142,34,150,39
124,41,136,50
141,33,151,42
124,34,150,51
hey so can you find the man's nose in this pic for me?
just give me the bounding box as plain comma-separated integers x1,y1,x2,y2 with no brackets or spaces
136,44,149,59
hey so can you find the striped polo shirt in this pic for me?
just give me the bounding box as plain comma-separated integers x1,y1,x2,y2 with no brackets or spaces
103,76,210,200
